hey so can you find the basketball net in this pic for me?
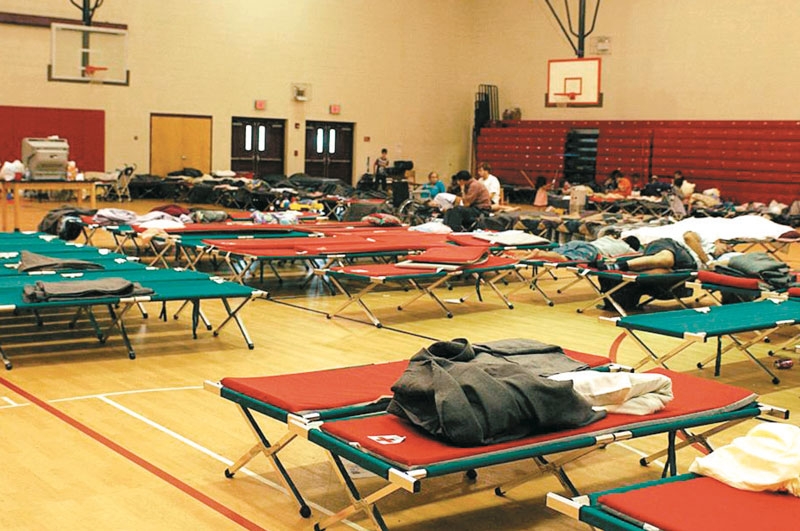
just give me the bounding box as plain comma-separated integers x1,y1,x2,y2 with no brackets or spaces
553,92,577,108
84,65,108,85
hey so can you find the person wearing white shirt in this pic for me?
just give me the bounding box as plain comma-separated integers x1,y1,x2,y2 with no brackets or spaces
476,162,501,205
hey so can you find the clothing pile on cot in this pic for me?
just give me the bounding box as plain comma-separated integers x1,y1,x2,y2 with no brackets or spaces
386,338,672,446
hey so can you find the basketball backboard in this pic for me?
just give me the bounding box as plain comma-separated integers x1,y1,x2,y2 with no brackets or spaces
49,23,129,85
545,57,602,107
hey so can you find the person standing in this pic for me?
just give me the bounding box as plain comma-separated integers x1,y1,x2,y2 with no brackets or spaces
373,148,390,191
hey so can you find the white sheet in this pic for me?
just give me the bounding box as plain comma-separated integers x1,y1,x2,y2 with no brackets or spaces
689,423,800,496
622,215,794,246
548,371,673,415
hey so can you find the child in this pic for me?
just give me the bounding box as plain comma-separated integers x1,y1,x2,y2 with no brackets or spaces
532,175,549,210
373,148,389,191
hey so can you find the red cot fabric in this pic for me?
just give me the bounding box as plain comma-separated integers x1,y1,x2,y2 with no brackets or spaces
409,246,490,265
320,369,756,467
221,349,609,415
697,270,761,290
296,236,448,254
789,287,800,298
332,263,446,277
461,255,518,270
446,234,499,247
222,360,409,413
206,235,363,252
598,476,799,531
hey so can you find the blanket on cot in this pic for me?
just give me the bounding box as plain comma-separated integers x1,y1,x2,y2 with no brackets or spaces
386,338,605,446
714,252,799,290
18,250,106,273
23,277,154,302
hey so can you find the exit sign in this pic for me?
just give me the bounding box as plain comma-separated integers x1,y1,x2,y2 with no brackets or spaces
329,104,341,115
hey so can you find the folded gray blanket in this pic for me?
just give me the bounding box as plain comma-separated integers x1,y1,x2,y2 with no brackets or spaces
716,252,798,290
18,251,105,273
23,277,154,303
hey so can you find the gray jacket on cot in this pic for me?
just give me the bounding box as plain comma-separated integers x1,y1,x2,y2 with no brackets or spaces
386,338,605,447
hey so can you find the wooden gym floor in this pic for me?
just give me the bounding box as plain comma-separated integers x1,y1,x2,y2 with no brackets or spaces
1,195,799,530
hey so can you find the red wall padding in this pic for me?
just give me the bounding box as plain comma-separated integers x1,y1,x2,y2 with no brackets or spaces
0,105,105,172
477,120,800,205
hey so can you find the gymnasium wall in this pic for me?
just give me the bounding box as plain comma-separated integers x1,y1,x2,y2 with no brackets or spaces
476,1,800,121
0,106,105,172
0,0,476,178
1,0,799,199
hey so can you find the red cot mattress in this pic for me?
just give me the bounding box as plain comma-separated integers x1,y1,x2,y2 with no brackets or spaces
598,476,798,531
220,350,610,415
320,369,756,468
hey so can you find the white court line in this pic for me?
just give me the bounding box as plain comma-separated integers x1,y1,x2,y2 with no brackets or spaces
51,385,204,403
98,394,370,531
0,386,204,409
2,384,673,528
1,396,21,407
614,441,666,470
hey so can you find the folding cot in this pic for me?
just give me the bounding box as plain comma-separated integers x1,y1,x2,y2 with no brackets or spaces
572,267,696,316
0,266,264,368
512,258,594,306
207,232,454,285
686,268,794,306
208,357,785,530
321,247,524,327
0,246,142,269
135,222,385,270
205,348,613,520
146,228,313,269
725,232,800,257
547,473,800,531
610,291,800,384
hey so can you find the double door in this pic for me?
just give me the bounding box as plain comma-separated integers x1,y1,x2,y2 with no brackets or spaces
304,121,354,182
231,117,285,177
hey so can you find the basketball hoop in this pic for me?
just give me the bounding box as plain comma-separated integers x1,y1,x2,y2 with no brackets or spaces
83,65,108,84
554,92,578,101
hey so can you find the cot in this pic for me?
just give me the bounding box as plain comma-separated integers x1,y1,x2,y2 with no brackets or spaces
147,229,314,270
725,233,800,257
512,258,593,306
205,348,613,519
0,248,144,275
322,251,523,327
572,267,696,316
0,267,264,368
546,473,800,531
209,360,783,530
208,232,452,285
610,292,800,384
686,268,794,306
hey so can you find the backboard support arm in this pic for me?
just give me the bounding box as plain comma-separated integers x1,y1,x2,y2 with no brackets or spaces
69,0,104,26
543,0,601,58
